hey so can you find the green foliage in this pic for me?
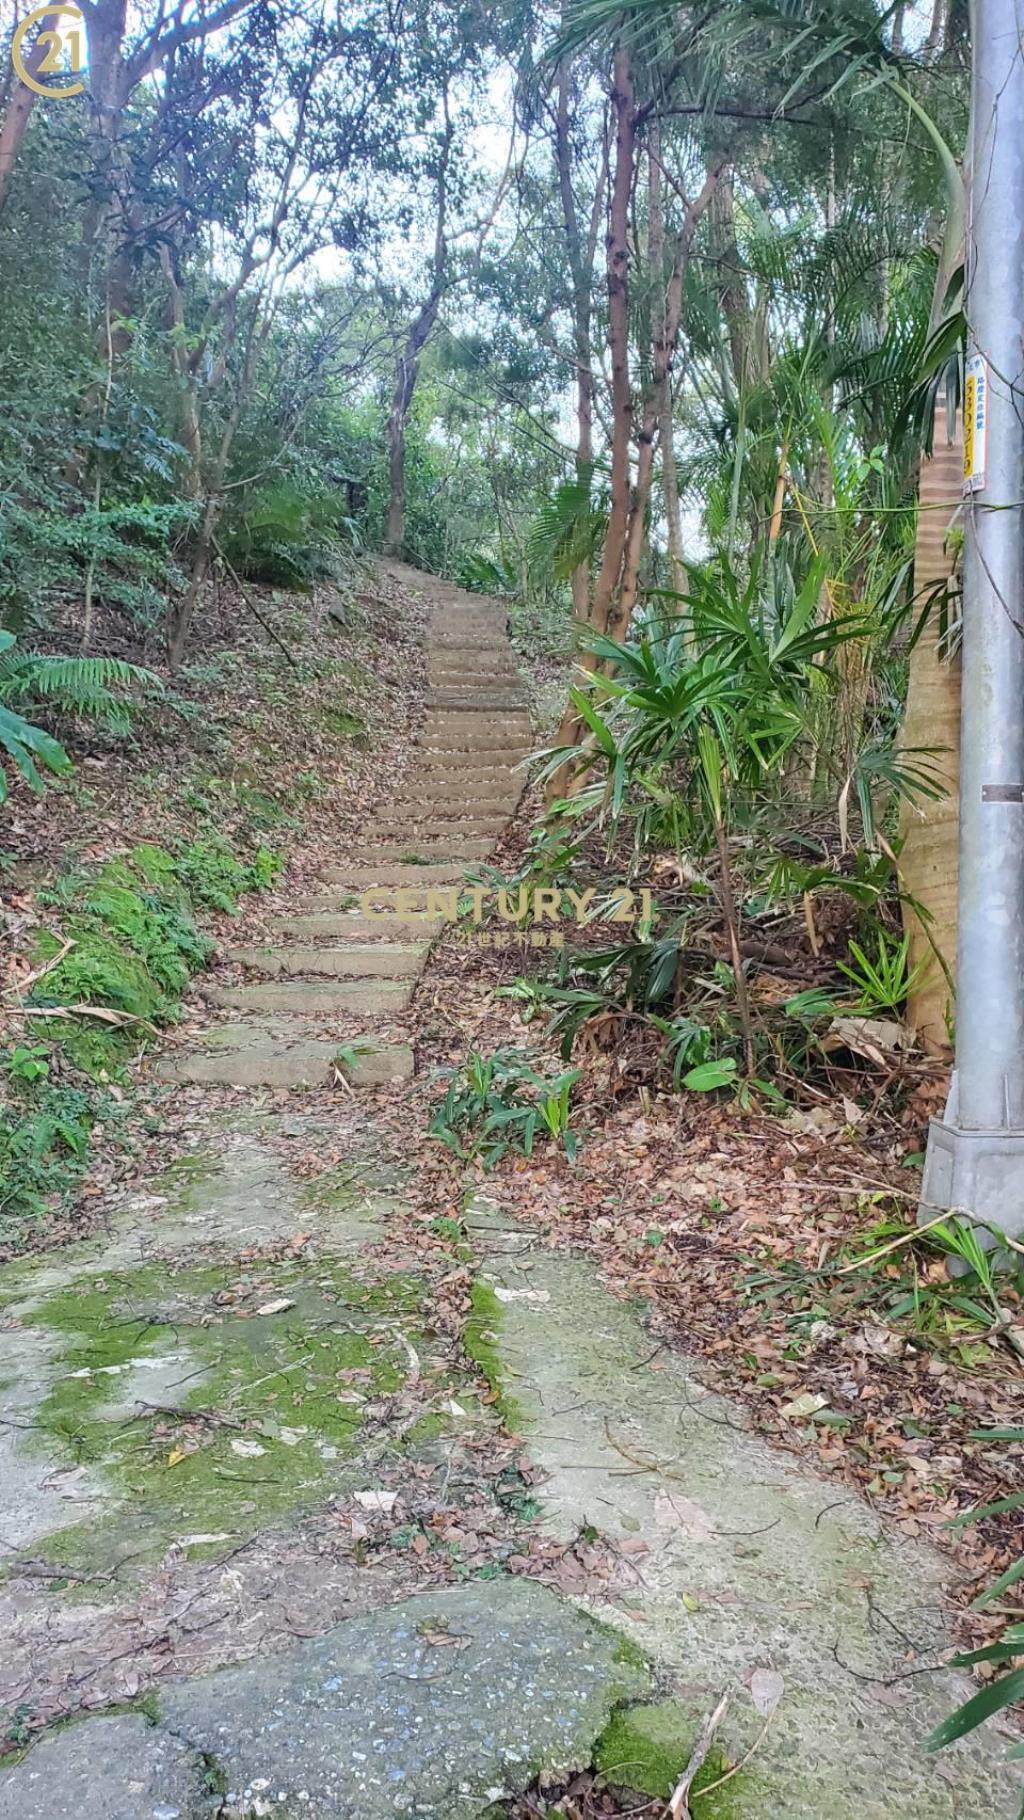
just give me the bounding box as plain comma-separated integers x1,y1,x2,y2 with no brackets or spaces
0,1062,100,1243
0,495,189,636
173,835,281,912
429,1046,581,1166
526,476,607,586
219,480,359,588
459,552,518,595
2,830,279,1249
0,629,159,802
931,1411,1024,1759
837,931,926,1014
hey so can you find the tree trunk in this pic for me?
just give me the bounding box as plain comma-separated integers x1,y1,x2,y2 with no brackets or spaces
167,498,217,673
900,414,962,1053
0,25,48,208
546,45,636,794
554,52,599,627
661,395,687,597
384,362,414,556
383,98,453,558
547,60,721,800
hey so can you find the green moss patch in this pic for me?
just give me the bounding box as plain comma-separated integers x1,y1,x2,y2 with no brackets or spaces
16,1251,436,1581
464,1279,526,1431
319,705,367,743
594,1701,739,1814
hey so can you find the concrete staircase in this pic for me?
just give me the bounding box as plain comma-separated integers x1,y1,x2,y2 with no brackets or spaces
159,564,529,1090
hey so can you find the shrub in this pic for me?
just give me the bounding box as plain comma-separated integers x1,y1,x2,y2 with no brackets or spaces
429,1046,581,1166
0,1063,99,1244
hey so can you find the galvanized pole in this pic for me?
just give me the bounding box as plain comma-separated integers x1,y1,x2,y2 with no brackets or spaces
921,0,1024,1231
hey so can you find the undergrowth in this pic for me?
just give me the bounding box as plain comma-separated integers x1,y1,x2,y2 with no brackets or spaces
0,834,279,1250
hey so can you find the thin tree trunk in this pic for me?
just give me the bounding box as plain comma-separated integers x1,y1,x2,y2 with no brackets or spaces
547,56,721,798
547,44,637,796
900,415,963,1053
661,397,687,597
0,25,47,208
715,815,755,1077
648,121,687,603
384,95,453,558
554,52,600,627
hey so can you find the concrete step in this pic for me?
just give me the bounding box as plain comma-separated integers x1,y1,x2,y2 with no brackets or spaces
157,1023,413,1088
415,753,527,772
425,697,528,712
320,862,472,887
432,633,507,644
274,909,447,935
426,662,518,675
389,796,518,818
204,978,413,1015
414,760,525,779
400,782,521,805
422,728,530,745
348,837,494,863
425,709,530,723
374,815,507,837
229,942,427,979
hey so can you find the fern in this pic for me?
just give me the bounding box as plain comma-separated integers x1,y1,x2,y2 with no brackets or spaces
526,477,608,586
0,632,159,797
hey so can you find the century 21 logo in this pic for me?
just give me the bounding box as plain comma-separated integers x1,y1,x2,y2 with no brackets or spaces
11,3,86,97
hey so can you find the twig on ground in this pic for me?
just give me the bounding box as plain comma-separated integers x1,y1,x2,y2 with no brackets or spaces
669,1688,730,1818
836,1210,953,1274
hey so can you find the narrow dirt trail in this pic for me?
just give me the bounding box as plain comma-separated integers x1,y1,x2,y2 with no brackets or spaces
0,567,1020,1818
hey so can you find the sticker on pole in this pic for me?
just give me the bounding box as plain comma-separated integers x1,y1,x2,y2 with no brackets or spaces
963,353,988,494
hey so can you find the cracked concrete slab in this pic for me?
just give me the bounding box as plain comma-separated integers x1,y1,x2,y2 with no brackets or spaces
158,1576,648,1818
463,1195,1024,1820
0,1716,209,1820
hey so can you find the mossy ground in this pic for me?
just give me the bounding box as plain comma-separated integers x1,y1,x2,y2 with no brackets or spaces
8,1248,441,1583
594,1701,743,1815
463,1278,527,1431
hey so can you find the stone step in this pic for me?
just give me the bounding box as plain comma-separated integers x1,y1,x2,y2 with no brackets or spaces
204,978,413,1015
422,728,530,745
425,697,528,712
229,942,427,979
400,781,521,804
415,759,525,779
425,709,530,723
426,679,519,692
348,837,494,863
431,637,507,647
274,909,447,935
415,752,527,771
374,815,507,837
419,719,527,730
426,662,518,675
389,797,518,819
320,861,472,887
157,1023,413,1088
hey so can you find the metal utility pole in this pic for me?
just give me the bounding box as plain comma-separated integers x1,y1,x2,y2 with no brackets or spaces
921,0,1024,1233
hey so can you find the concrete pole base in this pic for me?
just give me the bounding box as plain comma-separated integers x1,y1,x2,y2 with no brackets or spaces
920,1082,1024,1237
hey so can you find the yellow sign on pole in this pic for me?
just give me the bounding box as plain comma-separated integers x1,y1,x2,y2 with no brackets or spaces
963,352,988,494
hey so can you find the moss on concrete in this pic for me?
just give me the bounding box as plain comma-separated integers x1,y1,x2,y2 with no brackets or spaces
20,1251,434,1581
594,1701,741,1815
463,1279,525,1430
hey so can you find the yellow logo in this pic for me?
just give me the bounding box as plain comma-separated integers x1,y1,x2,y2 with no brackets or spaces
12,3,85,98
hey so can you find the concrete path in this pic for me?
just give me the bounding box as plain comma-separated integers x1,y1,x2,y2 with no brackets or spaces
161,563,529,1093
463,1195,1024,1819
3,562,1022,1817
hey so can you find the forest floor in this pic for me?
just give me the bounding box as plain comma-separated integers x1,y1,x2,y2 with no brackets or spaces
0,564,1021,1820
